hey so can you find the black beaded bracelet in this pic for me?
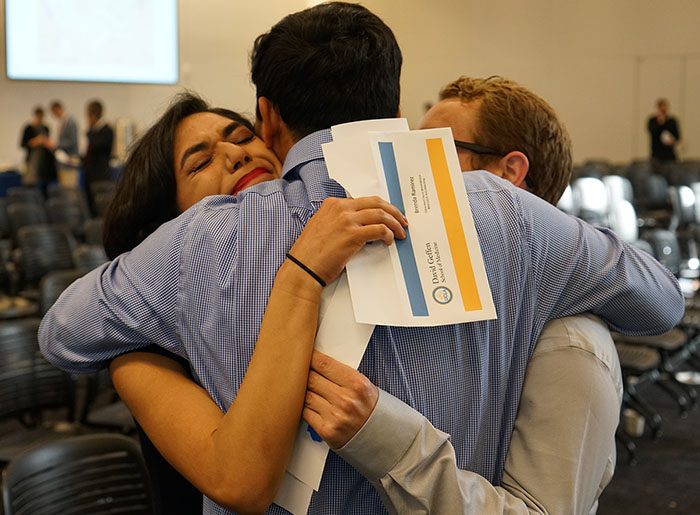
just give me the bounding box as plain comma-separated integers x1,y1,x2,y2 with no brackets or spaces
285,253,327,287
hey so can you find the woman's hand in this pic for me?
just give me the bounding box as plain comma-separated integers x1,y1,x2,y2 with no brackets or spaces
303,350,379,449
288,196,407,286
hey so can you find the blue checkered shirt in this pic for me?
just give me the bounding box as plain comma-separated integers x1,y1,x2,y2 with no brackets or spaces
40,129,683,514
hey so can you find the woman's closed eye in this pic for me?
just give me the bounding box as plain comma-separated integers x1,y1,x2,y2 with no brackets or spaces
231,133,255,146
190,157,212,174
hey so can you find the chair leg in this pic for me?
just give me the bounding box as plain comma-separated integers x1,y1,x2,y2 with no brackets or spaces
615,428,638,466
655,377,692,417
624,392,663,439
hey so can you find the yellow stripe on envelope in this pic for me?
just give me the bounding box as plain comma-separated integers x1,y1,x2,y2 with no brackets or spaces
426,138,482,311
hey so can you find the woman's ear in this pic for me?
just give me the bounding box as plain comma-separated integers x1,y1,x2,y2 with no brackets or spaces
500,151,530,188
257,97,280,149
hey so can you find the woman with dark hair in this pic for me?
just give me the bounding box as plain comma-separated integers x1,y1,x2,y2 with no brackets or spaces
96,92,406,513
103,95,262,258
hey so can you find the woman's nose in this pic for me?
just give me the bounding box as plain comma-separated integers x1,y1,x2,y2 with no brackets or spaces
232,154,251,172
220,141,251,172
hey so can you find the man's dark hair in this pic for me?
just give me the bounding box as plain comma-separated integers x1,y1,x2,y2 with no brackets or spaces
103,92,254,258
251,1,402,139
87,100,104,119
50,100,63,110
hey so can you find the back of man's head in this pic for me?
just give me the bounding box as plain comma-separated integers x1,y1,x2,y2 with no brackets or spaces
441,76,572,205
87,100,104,120
251,2,402,140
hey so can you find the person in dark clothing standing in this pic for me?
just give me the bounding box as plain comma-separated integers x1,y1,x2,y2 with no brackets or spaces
83,99,114,215
648,98,680,161
19,106,57,196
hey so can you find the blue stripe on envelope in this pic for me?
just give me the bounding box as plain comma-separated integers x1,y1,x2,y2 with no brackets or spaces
378,142,428,317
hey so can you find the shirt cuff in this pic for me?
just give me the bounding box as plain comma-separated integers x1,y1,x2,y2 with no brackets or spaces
334,389,425,480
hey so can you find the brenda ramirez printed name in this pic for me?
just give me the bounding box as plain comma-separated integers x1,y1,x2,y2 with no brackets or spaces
409,174,431,214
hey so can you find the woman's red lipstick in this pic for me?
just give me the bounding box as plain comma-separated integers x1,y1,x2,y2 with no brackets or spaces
232,168,271,195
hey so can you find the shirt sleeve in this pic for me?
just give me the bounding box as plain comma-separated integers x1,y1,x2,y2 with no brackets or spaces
516,188,684,335
38,209,194,373
335,316,622,515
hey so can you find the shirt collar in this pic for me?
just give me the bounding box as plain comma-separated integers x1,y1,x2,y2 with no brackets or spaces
281,129,333,179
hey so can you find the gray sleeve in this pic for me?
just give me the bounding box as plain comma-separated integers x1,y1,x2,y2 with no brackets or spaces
336,319,621,515
335,391,542,514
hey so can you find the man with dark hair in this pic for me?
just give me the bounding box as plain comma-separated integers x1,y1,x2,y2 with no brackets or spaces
19,106,56,196
41,3,683,514
250,1,402,141
83,99,114,214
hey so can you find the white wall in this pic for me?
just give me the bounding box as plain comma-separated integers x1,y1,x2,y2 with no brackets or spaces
1,0,699,169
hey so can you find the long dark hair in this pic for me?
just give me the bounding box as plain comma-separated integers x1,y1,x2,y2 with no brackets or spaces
103,92,254,258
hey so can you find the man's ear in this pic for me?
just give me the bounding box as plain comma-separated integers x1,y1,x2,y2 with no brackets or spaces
499,151,530,188
257,97,281,149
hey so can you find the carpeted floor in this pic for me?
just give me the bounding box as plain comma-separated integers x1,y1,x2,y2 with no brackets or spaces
598,382,700,515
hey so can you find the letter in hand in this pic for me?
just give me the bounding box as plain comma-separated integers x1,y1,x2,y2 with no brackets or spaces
287,196,408,286
303,350,379,449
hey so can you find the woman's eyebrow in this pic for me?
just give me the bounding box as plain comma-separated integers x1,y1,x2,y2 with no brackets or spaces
179,142,208,171
222,122,241,138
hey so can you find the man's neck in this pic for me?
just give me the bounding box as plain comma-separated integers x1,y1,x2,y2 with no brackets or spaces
273,129,299,164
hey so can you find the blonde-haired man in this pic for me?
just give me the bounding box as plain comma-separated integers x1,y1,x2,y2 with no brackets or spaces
424,75,572,204
314,77,623,514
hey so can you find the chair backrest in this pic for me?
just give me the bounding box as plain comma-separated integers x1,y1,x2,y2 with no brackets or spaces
572,177,609,225
16,225,76,287
643,229,682,276
47,185,91,218
2,434,156,515
668,185,696,231
39,269,85,316
45,197,86,238
89,180,117,198
0,317,74,421
690,182,700,223
6,202,48,242
556,184,577,214
0,197,11,239
73,245,109,272
608,200,639,242
602,175,634,204
6,187,44,206
93,191,115,217
83,217,105,246
631,173,670,211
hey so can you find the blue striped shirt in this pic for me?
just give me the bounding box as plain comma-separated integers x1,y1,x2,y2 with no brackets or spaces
40,129,683,515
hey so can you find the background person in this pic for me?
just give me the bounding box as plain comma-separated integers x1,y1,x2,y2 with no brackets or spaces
648,98,680,162
82,99,114,214
19,105,56,195
49,100,79,159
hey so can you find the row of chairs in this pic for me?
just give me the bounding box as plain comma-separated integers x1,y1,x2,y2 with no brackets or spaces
0,181,129,512
558,172,700,463
0,182,115,245
2,433,155,514
573,158,700,188
0,268,137,489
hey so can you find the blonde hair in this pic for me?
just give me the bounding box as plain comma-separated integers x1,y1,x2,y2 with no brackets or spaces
440,76,572,205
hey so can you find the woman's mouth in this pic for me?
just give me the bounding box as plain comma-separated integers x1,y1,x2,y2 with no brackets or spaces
232,167,273,195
